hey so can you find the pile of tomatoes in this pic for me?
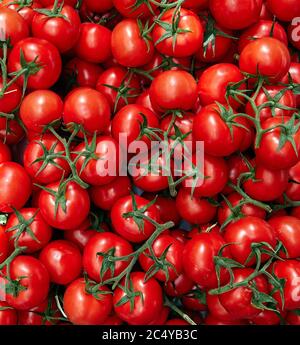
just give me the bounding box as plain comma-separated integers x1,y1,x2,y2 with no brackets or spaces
0,0,300,326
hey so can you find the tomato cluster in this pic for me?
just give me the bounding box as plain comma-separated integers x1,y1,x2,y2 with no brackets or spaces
0,0,300,326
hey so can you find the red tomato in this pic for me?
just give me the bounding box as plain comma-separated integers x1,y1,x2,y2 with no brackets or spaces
0,77,22,113
266,0,300,22
282,63,300,107
164,273,194,297
0,0,42,26
148,306,169,325
136,89,160,116
0,118,24,145
113,272,163,325
63,220,97,251
165,319,189,325
239,37,291,82
111,195,160,243
0,301,17,325
63,87,111,136
206,294,237,321
64,278,113,325
152,8,203,58
113,0,158,18
0,225,8,264
83,232,133,282
182,290,207,312
252,309,285,325
0,142,11,163
8,37,62,90
74,23,112,63
38,181,90,230
3,256,49,310
0,162,32,213
286,311,300,325
85,0,113,13
204,314,246,325
222,154,249,194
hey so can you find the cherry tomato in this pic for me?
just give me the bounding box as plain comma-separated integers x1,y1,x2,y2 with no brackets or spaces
0,225,8,264
164,273,194,297
0,118,24,145
0,77,22,113
266,0,300,22
0,142,11,163
0,0,42,26
84,0,113,13
0,301,17,325
113,0,158,18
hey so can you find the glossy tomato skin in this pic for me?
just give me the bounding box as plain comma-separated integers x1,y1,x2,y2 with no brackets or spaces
111,195,160,243
64,278,113,325
149,70,197,111
0,301,17,325
31,5,81,53
0,142,11,164
75,23,112,63
164,273,194,297
38,181,90,230
113,272,163,325
90,176,131,210
0,0,42,26
224,216,276,266
6,208,53,253
0,77,22,113
39,240,82,285
63,220,97,251
112,19,154,67
113,0,157,18
286,311,300,325
175,188,217,225
0,225,9,264
139,234,184,282
266,0,300,22
152,8,203,58
83,232,133,282
239,37,291,82
183,232,230,289
206,294,237,322
8,38,62,90
4,256,49,311
0,118,24,145
251,309,284,325
282,63,300,107
209,0,262,30
0,162,32,213
20,90,63,133
63,87,111,136
85,0,113,13
222,154,249,194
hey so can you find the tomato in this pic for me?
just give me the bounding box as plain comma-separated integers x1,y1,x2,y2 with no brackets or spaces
63,87,111,136
40,0,77,6
175,188,217,225
165,319,189,325
3,256,49,310
38,181,90,230
210,0,262,30
289,20,300,52
0,225,8,264
0,162,32,213
85,0,113,13
0,7,29,47
182,290,207,312
64,220,97,250
197,63,244,109
112,19,154,67
206,294,237,321
136,89,160,116
224,216,276,266
0,77,22,113
245,86,296,123
192,104,246,157
272,260,300,310
39,240,82,285
111,195,160,243
183,232,230,289
8,37,61,90
238,20,288,53
164,273,194,297
255,116,300,171
239,37,291,82
0,0,42,26
0,118,24,145
0,301,17,325
286,311,300,325
218,268,269,319
291,207,300,220
96,67,141,113
32,5,81,53
152,8,203,58
6,208,52,253
285,161,300,201
90,176,131,210
83,232,133,282
111,104,159,146
282,63,300,107
266,0,300,22
251,309,285,325
113,271,163,325
204,315,246,325
218,193,267,226
139,234,184,282
64,278,113,325
0,142,11,163
148,306,169,325
64,58,103,89
149,70,197,111
73,136,119,186
75,23,111,63
20,90,63,133
113,0,158,18
181,0,208,9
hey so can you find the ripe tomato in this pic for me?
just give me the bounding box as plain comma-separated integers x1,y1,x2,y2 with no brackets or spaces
149,70,197,111
239,37,291,82
0,162,32,213
39,240,82,285
63,219,97,250
183,232,230,289
63,87,111,136
0,0,42,26
204,314,247,325
113,0,158,18
0,77,22,113
0,225,8,264
83,232,133,282
164,273,194,297
282,63,300,107
286,311,300,325
152,8,203,58
222,154,249,194
38,181,90,230
112,19,154,67
136,89,160,116
84,0,113,13
0,118,24,145
148,306,169,325
139,234,184,282
251,309,285,325
6,208,52,253
175,188,217,225
209,0,262,30
0,301,17,325
266,0,300,22
206,294,237,321
31,5,81,53
111,195,160,243
0,142,11,164
74,23,112,63
64,278,113,325
224,216,276,266
113,272,163,325
8,37,62,90
3,256,49,310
